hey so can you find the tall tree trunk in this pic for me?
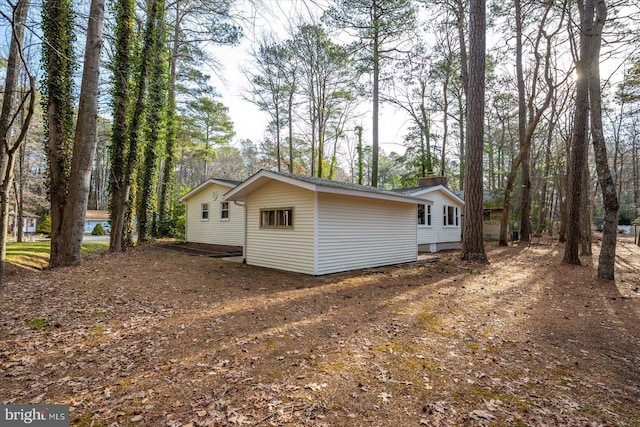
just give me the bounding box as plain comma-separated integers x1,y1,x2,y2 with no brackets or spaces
356,126,364,185
42,0,76,266
54,0,105,267
562,0,592,265
371,5,380,187
288,87,295,173
159,0,179,237
536,107,554,236
441,70,449,177
515,0,530,243
588,0,618,280
108,0,134,251
580,164,592,255
456,0,468,191
110,0,160,251
461,0,487,262
138,4,166,243
0,0,34,284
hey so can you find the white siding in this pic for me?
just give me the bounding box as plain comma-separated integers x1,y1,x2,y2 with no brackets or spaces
415,190,462,247
245,180,316,274
316,193,417,275
184,183,244,246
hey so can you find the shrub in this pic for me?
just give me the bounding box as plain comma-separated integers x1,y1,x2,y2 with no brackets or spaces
36,215,51,234
91,223,105,236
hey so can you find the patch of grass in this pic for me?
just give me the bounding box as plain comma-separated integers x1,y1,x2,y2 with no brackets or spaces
81,241,109,255
28,316,50,330
6,240,109,270
90,325,106,333
92,310,107,318
72,412,105,427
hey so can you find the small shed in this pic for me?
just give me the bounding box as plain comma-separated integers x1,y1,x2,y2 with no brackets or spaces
179,178,244,246
85,210,110,234
393,176,464,252
224,170,422,275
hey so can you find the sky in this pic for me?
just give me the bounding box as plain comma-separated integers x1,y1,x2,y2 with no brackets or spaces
207,0,412,156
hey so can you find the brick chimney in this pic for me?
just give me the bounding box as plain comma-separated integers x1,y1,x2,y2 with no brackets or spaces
418,176,448,188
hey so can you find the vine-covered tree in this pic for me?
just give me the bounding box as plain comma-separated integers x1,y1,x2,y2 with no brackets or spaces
138,2,168,243
109,0,163,251
108,0,134,251
41,0,76,266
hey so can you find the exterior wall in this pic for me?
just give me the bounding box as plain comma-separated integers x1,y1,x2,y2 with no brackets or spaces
245,180,316,274
316,193,417,275
184,183,244,246
414,191,462,248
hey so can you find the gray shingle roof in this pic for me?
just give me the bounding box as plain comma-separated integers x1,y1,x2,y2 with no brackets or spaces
209,177,242,186
269,171,411,198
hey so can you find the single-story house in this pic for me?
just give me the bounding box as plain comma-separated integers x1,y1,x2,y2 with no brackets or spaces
9,211,39,235
223,170,425,275
85,210,111,234
392,176,465,252
179,178,244,246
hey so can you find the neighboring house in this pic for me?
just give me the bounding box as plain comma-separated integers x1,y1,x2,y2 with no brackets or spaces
9,211,39,235
224,170,423,275
392,176,465,252
179,178,244,246
85,210,111,234
454,190,508,240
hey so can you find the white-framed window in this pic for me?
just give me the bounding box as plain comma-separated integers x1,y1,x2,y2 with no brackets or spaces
220,202,229,220
443,205,459,227
260,208,293,228
418,204,432,226
201,203,209,221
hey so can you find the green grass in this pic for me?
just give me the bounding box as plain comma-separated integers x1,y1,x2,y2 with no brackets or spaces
6,240,109,270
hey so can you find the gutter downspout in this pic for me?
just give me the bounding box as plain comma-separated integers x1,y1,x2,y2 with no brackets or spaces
234,200,246,263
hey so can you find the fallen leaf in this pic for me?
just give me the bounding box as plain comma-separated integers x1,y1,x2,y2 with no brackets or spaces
378,392,392,402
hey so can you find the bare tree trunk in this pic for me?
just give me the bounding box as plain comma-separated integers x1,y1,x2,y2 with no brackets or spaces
588,0,618,280
562,0,592,265
461,0,487,262
54,0,105,267
371,5,380,187
456,0,468,191
441,69,449,177
580,165,592,255
536,106,555,236
515,0,529,243
0,0,34,285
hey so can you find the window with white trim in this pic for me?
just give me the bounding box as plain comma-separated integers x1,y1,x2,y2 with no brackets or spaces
443,205,459,227
260,208,293,228
418,204,432,226
201,203,209,220
220,202,229,220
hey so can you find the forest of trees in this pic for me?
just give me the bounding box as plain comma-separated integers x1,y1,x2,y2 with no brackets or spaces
1,0,639,280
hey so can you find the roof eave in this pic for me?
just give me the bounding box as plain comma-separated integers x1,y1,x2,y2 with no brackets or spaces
179,179,238,202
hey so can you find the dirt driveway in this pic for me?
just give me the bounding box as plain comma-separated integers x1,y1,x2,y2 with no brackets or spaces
1,237,639,426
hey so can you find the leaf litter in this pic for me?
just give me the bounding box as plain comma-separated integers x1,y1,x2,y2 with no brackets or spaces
1,236,639,426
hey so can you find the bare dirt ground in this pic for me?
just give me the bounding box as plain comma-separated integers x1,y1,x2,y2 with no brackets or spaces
1,236,639,426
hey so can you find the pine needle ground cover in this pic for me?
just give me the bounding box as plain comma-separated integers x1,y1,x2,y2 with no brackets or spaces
1,237,639,426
